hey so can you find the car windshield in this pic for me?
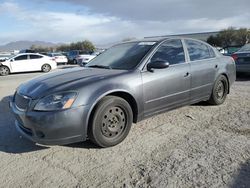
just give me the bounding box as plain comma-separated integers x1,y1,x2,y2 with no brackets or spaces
238,44,250,52
86,41,156,70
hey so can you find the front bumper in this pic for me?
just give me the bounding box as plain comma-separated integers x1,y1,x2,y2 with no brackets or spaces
10,101,89,145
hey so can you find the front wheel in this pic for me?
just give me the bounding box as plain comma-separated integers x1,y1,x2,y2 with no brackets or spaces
208,75,229,105
41,64,51,73
88,96,133,147
0,66,10,76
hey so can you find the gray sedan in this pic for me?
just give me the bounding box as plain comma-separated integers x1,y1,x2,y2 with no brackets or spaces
10,37,236,147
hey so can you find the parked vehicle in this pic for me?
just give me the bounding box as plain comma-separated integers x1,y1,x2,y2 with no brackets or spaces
10,37,236,147
47,52,68,65
0,54,10,62
0,53,57,76
231,44,250,73
67,50,92,64
76,52,99,66
19,49,36,53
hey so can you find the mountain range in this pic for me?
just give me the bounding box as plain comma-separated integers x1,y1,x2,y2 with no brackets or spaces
0,41,59,51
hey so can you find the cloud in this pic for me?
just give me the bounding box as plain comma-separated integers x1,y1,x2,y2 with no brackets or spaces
42,0,250,21
0,0,250,45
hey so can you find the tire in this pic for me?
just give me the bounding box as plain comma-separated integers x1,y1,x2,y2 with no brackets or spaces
0,66,10,76
41,64,51,73
89,96,133,147
73,59,77,64
208,75,229,105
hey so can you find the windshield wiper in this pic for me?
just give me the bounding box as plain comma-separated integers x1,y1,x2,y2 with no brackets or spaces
87,65,112,69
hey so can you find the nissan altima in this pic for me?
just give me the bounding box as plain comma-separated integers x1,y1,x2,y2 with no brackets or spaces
10,37,236,147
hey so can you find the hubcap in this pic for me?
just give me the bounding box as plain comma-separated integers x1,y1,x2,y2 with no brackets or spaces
216,81,225,99
101,106,126,138
43,65,50,72
0,67,9,75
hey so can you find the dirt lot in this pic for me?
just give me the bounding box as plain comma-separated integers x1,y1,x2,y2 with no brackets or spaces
0,68,249,188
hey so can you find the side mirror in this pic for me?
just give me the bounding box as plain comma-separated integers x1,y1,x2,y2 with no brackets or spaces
147,60,169,72
10,59,14,62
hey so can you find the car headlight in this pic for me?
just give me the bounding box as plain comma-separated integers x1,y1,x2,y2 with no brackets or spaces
34,92,77,111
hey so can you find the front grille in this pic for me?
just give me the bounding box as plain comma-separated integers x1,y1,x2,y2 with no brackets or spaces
14,93,31,111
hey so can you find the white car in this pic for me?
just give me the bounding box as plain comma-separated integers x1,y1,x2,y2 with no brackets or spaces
47,53,68,65
0,53,57,76
76,53,98,65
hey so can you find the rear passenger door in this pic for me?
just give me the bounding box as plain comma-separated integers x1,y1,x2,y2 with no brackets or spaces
185,39,217,102
11,55,29,72
28,54,44,71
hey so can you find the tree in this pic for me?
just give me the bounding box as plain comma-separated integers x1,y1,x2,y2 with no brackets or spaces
217,27,237,47
235,28,250,46
207,35,222,47
207,27,250,48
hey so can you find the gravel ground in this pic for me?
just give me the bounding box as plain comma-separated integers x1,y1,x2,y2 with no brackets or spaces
0,68,249,188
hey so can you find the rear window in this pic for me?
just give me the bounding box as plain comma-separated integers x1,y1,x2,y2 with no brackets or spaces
238,44,250,52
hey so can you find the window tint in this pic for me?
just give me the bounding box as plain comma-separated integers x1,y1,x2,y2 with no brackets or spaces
14,55,28,61
186,40,211,61
151,39,185,65
29,55,42,59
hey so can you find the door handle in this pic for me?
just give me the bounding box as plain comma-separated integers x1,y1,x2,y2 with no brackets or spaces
184,72,190,77
215,64,218,68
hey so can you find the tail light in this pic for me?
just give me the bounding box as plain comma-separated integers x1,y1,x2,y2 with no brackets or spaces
231,54,238,61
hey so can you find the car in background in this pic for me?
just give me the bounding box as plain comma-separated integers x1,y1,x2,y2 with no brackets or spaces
76,52,100,66
19,49,36,54
67,50,92,64
231,44,250,73
0,53,57,76
218,46,242,56
0,54,11,62
10,37,235,147
47,52,68,65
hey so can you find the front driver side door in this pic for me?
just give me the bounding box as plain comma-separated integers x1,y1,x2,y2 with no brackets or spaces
141,39,191,117
11,55,29,73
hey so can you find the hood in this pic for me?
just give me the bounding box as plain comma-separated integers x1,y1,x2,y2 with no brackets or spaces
18,67,127,99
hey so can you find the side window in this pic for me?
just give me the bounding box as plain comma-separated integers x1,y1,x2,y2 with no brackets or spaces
29,55,42,59
151,39,185,65
185,40,211,61
14,55,28,61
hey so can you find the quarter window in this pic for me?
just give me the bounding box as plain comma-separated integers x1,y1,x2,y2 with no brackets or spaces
151,39,185,65
185,40,211,61
14,55,28,61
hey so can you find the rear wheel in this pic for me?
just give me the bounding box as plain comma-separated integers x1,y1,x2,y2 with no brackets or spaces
0,66,10,76
208,75,229,105
41,64,51,73
73,59,77,64
88,96,133,147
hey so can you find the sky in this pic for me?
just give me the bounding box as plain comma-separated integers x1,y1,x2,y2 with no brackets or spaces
0,0,250,45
